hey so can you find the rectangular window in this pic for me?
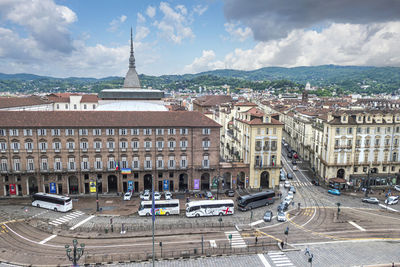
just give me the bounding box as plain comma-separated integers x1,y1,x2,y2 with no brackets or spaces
0,129,6,136
41,159,48,171
202,128,210,135
168,140,176,149
180,128,188,135
94,141,102,149
156,129,164,135
203,140,210,148
0,142,7,151
157,141,164,149
67,142,75,150
336,128,340,134
157,156,163,169
133,157,139,169
24,129,33,136
81,158,89,170
93,129,101,136
79,129,88,135
348,128,353,134
132,141,139,149
202,155,209,168
80,142,88,150
39,142,47,151
95,158,102,170
106,129,115,135
68,158,75,170
180,156,187,168
119,129,127,135
145,141,152,149
180,140,187,148
52,129,60,136
14,159,20,171
131,128,139,135
120,141,128,149
145,156,152,169
27,158,34,171
168,156,175,169
10,129,19,136
37,129,47,136
1,159,8,171
107,141,115,149
12,142,20,150
25,142,33,150
121,157,128,168
144,128,152,135
66,129,74,136
108,158,115,169
168,128,176,135
55,158,62,171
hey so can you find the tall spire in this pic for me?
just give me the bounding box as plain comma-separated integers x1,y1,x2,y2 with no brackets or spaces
129,27,136,69
123,27,141,88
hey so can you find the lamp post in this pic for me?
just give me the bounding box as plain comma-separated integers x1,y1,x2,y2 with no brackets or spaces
152,175,155,267
65,239,85,267
96,176,99,212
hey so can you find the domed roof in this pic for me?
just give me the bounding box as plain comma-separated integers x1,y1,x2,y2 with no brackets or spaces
96,101,168,111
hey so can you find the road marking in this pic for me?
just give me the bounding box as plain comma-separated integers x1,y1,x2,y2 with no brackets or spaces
258,254,272,267
209,240,217,248
225,230,247,248
70,215,95,230
379,204,398,212
250,219,264,226
267,251,295,267
39,234,57,244
348,221,366,231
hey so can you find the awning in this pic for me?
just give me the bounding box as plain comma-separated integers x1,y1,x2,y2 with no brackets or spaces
329,178,347,184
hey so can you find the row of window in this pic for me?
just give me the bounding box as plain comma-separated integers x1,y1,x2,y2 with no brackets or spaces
334,138,400,147
0,155,211,171
55,103,96,110
335,126,400,135
333,151,399,164
255,140,278,150
0,139,213,151
0,128,211,137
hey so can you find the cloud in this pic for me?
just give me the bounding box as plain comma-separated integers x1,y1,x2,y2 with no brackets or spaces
0,0,76,53
137,12,146,23
153,2,195,44
108,15,127,32
135,26,150,41
223,0,400,41
146,5,156,18
193,5,208,16
224,22,252,42
183,50,224,73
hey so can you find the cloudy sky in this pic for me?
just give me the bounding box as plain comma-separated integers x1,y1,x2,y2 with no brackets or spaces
0,0,399,78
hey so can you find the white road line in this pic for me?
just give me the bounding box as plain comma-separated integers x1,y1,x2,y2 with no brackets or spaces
39,234,57,244
349,221,366,231
258,254,272,267
209,240,217,248
250,219,264,226
276,264,294,267
70,215,94,230
379,204,398,212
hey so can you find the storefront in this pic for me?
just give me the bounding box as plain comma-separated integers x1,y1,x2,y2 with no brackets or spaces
349,174,398,189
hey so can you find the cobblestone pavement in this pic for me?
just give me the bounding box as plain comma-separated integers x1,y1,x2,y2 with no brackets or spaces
108,240,400,267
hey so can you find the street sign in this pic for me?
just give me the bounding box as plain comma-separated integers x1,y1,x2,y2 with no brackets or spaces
89,181,96,193
50,182,57,194
194,179,200,190
163,180,169,190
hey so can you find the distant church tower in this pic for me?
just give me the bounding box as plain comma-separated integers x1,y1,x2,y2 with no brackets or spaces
302,87,309,103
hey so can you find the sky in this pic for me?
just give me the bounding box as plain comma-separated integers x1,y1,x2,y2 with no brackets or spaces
0,0,400,78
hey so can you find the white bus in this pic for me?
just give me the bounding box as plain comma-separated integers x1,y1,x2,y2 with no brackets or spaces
138,199,180,216
32,192,72,212
185,199,234,217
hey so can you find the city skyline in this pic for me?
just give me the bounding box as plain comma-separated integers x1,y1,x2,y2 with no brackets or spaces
0,0,399,78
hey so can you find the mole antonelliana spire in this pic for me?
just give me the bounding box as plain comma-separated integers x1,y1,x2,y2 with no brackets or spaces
123,27,141,88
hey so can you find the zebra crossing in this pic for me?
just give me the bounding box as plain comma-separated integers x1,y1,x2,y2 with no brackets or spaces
225,230,247,248
48,211,84,226
291,181,312,187
267,251,295,266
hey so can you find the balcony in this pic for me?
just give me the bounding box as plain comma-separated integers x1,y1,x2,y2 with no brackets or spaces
145,147,151,151
1,150,6,153
40,168,48,173
169,147,175,151
27,169,35,173
108,148,114,152
82,148,88,153
13,150,19,153
157,147,163,151
203,147,208,151
255,146,261,151
55,149,61,153
95,148,101,152
133,148,138,152
68,149,74,153
27,149,33,153
121,148,127,152
181,147,186,151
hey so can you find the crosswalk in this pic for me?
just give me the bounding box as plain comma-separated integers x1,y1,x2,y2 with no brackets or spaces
267,251,295,267
48,211,84,226
225,230,247,248
290,181,312,187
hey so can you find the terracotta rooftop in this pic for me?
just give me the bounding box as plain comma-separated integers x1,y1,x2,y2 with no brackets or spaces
0,96,52,109
193,95,232,107
0,111,221,128
236,117,283,126
234,101,257,107
46,93,98,103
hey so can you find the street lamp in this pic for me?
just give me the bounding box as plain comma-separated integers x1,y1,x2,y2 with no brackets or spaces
96,176,100,212
65,239,85,267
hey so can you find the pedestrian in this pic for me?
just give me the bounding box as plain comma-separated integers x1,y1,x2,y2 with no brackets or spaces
292,201,295,207
255,236,258,244
280,241,284,248
305,247,310,256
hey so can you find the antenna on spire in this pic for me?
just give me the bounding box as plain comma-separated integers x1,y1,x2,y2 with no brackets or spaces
129,27,136,69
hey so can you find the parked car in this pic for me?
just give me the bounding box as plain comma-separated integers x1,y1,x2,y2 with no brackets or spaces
283,197,292,205
394,185,400,192
153,191,161,200
292,160,297,165
263,210,273,222
140,191,150,200
225,189,235,197
287,152,292,158
293,165,298,171
385,196,399,205
287,173,293,179
164,191,172,200
280,170,286,181
289,186,296,193
362,197,379,204
328,189,341,196
293,153,299,159
284,181,291,188
123,191,132,201
277,211,286,222
277,202,288,212
287,191,294,199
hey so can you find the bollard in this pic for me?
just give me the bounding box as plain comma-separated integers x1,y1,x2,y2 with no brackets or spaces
105,228,108,234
